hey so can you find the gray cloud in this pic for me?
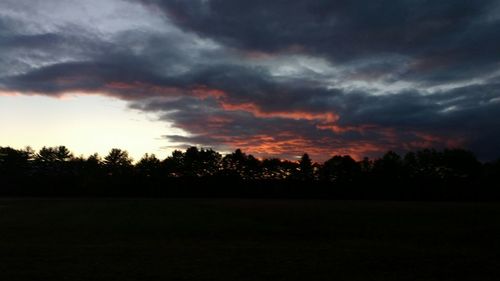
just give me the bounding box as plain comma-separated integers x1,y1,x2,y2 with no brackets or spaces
145,0,500,84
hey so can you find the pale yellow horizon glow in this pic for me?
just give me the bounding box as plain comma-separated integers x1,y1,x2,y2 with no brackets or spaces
0,94,182,161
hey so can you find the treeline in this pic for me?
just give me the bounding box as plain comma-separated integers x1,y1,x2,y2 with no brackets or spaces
1,146,499,200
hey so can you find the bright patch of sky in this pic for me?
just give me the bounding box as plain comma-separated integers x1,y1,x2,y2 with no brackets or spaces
0,94,182,161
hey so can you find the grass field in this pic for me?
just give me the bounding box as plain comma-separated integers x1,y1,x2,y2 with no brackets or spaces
0,199,499,281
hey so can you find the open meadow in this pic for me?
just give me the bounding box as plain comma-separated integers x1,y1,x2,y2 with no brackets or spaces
0,199,499,281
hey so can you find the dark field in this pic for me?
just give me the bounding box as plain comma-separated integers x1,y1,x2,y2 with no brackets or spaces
0,199,499,281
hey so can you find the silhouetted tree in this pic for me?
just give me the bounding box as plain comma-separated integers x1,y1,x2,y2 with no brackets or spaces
373,151,404,181
55,146,73,162
222,149,249,179
0,146,32,177
197,148,222,177
160,147,222,178
182,147,222,177
86,153,102,169
413,149,441,180
262,158,295,180
244,154,262,180
162,150,184,177
136,153,161,178
104,148,133,176
36,147,58,163
441,149,481,180
297,153,314,181
403,152,418,179
35,146,74,175
183,147,201,177
72,153,105,190
359,157,373,173
320,155,360,184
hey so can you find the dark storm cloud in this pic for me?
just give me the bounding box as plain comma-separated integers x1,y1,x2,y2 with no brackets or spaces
1,0,500,160
336,83,500,130
0,17,114,77
0,27,223,97
145,0,500,84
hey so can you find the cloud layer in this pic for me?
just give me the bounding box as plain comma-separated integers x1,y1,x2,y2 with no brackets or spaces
1,0,500,160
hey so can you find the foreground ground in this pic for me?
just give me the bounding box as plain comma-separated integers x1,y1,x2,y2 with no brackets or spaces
0,199,499,281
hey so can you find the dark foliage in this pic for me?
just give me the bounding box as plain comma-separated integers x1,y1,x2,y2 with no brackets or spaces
0,146,499,200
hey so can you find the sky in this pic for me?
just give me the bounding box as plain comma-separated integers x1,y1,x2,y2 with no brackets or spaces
0,0,499,161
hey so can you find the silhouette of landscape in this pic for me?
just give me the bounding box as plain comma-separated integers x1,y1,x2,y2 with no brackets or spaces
2,146,500,280
3,145,500,280
1,145,499,200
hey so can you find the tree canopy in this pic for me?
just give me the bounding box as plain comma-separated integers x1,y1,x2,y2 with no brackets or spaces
0,146,499,200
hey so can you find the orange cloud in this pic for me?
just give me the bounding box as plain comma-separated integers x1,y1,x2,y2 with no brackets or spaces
190,86,226,99
105,82,227,100
220,101,339,122
406,131,465,149
0,90,21,97
105,81,182,97
212,132,386,161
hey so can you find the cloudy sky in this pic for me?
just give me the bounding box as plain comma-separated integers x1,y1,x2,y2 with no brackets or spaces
1,0,499,161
